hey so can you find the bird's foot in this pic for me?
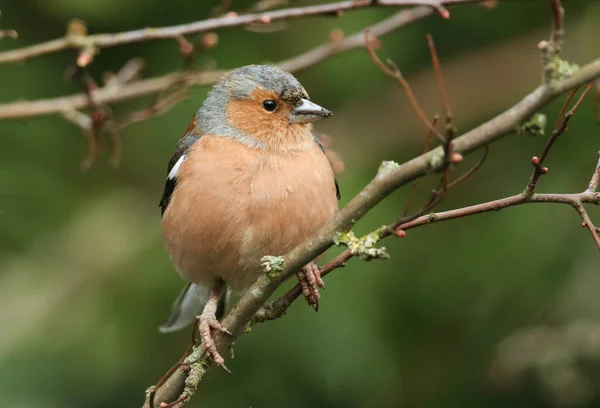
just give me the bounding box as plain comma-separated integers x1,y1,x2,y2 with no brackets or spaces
197,309,232,372
296,262,325,311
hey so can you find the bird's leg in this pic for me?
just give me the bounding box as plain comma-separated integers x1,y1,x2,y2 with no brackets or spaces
296,262,325,311
197,280,232,371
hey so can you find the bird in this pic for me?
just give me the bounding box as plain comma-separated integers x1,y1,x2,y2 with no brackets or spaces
158,65,340,368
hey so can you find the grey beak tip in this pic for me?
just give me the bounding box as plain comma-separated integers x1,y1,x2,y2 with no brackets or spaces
290,99,332,123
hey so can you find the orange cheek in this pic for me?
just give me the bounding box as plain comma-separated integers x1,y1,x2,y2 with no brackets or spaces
226,99,290,143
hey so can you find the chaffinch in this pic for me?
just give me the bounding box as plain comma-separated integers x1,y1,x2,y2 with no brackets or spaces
158,65,339,367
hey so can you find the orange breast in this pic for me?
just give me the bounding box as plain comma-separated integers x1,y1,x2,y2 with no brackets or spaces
161,135,338,290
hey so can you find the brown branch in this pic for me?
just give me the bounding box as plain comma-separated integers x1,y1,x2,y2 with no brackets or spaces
0,0,480,65
147,61,600,406
0,7,436,121
397,190,600,249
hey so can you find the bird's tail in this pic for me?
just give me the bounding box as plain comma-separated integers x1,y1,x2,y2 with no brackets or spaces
159,282,230,333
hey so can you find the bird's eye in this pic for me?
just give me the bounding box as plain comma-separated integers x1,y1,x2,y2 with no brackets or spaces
262,100,277,112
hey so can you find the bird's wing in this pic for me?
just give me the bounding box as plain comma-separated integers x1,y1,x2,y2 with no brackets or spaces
159,134,201,216
312,135,341,200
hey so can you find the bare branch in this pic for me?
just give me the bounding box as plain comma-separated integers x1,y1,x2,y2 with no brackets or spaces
0,0,480,65
0,7,435,121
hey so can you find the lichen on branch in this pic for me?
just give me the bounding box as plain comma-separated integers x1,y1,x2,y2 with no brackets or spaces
261,255,285,280
521,113,547,137
334,229,390,261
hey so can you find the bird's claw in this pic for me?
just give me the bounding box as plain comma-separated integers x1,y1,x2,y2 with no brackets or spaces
296,262,325,311
197,311,232,373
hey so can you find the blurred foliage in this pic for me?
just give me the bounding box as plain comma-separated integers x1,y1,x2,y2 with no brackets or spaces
1,0,599,407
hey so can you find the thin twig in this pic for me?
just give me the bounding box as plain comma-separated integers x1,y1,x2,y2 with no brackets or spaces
398,190,599,237
447,144,489,189
525,82,593,195
566,81,594,116
404,114,440,216
554,84,580,131
115,88,189,130
365,30,445,142
400,148,600,248
574,203,600,250
426,34,453,131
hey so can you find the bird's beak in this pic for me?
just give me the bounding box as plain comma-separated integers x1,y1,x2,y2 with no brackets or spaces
289,98,332,123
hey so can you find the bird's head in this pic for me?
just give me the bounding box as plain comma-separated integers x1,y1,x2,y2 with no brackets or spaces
196,65,332,149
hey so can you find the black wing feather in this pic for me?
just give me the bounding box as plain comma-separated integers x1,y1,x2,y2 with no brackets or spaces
159,134,201,216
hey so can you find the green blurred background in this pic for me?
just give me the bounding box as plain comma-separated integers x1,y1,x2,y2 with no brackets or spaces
1,0,600,407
